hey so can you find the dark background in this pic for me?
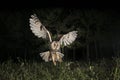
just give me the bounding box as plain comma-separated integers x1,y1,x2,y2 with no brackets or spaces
0,2,120,62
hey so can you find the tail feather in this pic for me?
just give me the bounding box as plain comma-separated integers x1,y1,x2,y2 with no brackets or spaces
40,51,51,62
56,52,64,58
56,52,64,62
40,51,64,65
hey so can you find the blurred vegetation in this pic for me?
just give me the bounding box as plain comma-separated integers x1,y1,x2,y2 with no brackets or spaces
0,57,120,80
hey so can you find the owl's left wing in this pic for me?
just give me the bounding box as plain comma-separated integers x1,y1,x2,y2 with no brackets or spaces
59,31,78,46
29,14,52,42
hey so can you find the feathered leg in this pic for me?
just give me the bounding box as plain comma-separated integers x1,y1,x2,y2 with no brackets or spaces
51,52,64,65
51,53,57,66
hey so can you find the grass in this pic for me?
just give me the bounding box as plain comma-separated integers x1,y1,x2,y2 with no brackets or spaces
0,58,120,80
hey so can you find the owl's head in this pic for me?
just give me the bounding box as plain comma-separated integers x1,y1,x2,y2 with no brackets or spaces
51,41,60,50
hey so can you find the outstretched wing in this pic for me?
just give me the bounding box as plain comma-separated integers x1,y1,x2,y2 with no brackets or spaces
59,31,78,46
29,14,52,42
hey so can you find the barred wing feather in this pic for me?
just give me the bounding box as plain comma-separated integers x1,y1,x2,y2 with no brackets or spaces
29,14,52,42
59,31,78,46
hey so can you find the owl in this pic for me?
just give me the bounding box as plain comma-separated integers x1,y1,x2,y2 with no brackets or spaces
29,14,78,65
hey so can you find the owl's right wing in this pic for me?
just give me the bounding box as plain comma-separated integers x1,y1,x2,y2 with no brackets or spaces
29,14,52,42
59,31,78,46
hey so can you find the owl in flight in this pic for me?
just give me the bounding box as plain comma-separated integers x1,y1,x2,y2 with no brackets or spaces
29,14,78,65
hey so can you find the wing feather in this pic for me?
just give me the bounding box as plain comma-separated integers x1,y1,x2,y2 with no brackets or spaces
59,31,78,46
29,14,52,42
